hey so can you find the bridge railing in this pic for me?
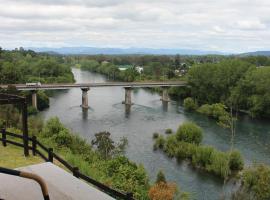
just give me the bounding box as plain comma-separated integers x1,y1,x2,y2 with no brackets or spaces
0,128,134,200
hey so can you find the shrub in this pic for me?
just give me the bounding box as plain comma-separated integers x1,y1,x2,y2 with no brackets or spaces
197,103,231,128
148,182,177,200
183,97,198,111
165,129,173,134
28,106,38,115
164,135,178,157
229,150,244,171
153,132,159,139
156,170,166,183
176,122,203,144
192,146,214,167
206,151,230,178
232,164,270,200
153,135,166,150
52,128,73,147
42,117,65,137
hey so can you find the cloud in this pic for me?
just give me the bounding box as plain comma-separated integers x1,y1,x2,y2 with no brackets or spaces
0,0,269,52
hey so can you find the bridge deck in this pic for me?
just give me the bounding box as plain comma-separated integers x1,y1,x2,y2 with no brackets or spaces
0,81,187,90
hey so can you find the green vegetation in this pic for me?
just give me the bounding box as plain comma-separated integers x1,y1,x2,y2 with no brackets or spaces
0,144,42,168
0,48,74,111
33,117,150,199
187,58,270,118
154,122,244,178
156,170,166,183
232,164,270,200
183,97,198,111
0,48,74,84
231,66,270,118
152,132,159,139
176,122,202,144
165,128,173,134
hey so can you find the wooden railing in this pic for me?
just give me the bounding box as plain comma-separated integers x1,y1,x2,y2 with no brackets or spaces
0,128,134,200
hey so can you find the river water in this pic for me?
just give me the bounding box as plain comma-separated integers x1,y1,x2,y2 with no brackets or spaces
41,68,270,200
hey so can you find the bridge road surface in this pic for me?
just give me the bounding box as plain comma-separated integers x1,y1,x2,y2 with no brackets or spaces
0,81,187,90
0,162,115,200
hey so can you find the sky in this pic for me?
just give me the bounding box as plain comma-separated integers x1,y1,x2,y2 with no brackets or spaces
0,0,269,53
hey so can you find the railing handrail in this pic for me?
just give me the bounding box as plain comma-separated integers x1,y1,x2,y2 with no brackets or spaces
0,128,134,200
0,166,50,200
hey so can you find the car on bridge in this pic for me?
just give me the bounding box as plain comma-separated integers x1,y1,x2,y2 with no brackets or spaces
26,82,41,87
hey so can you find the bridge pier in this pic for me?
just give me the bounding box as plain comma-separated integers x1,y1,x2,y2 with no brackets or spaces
31,90,37,109
161,86,170,102
81,87,90,109
122,87,133,105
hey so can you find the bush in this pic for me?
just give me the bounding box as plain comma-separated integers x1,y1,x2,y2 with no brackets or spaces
28,106,38,115
197,103,231,128
52,128,73,147
176,122,203,144
229,150,244,171
234,164,270,200
148,182,177,200
206,151,230,178
183,97,198,111
192,146,214,167
42,117,66,137
37,91,49,110
153,135,166,150
165,129,173,134
153,132,159,139
156,170,166,183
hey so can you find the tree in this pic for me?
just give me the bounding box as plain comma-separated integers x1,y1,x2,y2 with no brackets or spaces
156,170,166,183
91,131,128,159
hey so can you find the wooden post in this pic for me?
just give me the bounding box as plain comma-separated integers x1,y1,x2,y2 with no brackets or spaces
32,136,37,156
73,167,79,178
22,99,29,157
126,192,133,200
48,148,53,162
1,128,6,147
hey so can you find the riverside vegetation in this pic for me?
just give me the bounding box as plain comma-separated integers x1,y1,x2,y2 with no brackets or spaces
153,122,244,178
153,122,270,200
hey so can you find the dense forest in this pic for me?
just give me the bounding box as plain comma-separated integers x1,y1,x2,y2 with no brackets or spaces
0,48,74,111
0,47,74,84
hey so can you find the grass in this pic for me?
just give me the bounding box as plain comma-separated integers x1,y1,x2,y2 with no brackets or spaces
0,144,43,169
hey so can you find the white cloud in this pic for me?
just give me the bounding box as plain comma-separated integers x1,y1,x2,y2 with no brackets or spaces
0,0,269,52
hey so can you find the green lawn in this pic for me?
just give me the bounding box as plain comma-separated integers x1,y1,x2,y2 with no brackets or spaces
0,144,43,169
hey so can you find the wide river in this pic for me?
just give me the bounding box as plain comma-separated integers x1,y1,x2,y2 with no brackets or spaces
41,68,270,199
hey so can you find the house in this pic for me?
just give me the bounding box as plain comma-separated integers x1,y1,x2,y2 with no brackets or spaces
135,66,143,73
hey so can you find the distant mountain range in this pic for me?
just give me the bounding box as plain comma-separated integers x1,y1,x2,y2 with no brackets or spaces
239,51,270,56
26,47,270,56
27,47,227,55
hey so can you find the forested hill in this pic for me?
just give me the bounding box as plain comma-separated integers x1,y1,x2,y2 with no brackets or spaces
0,47,74,84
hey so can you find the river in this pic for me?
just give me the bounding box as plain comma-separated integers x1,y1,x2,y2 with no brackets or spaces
41,68,270,200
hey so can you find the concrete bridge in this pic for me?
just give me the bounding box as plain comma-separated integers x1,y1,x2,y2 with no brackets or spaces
0,81,187,109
